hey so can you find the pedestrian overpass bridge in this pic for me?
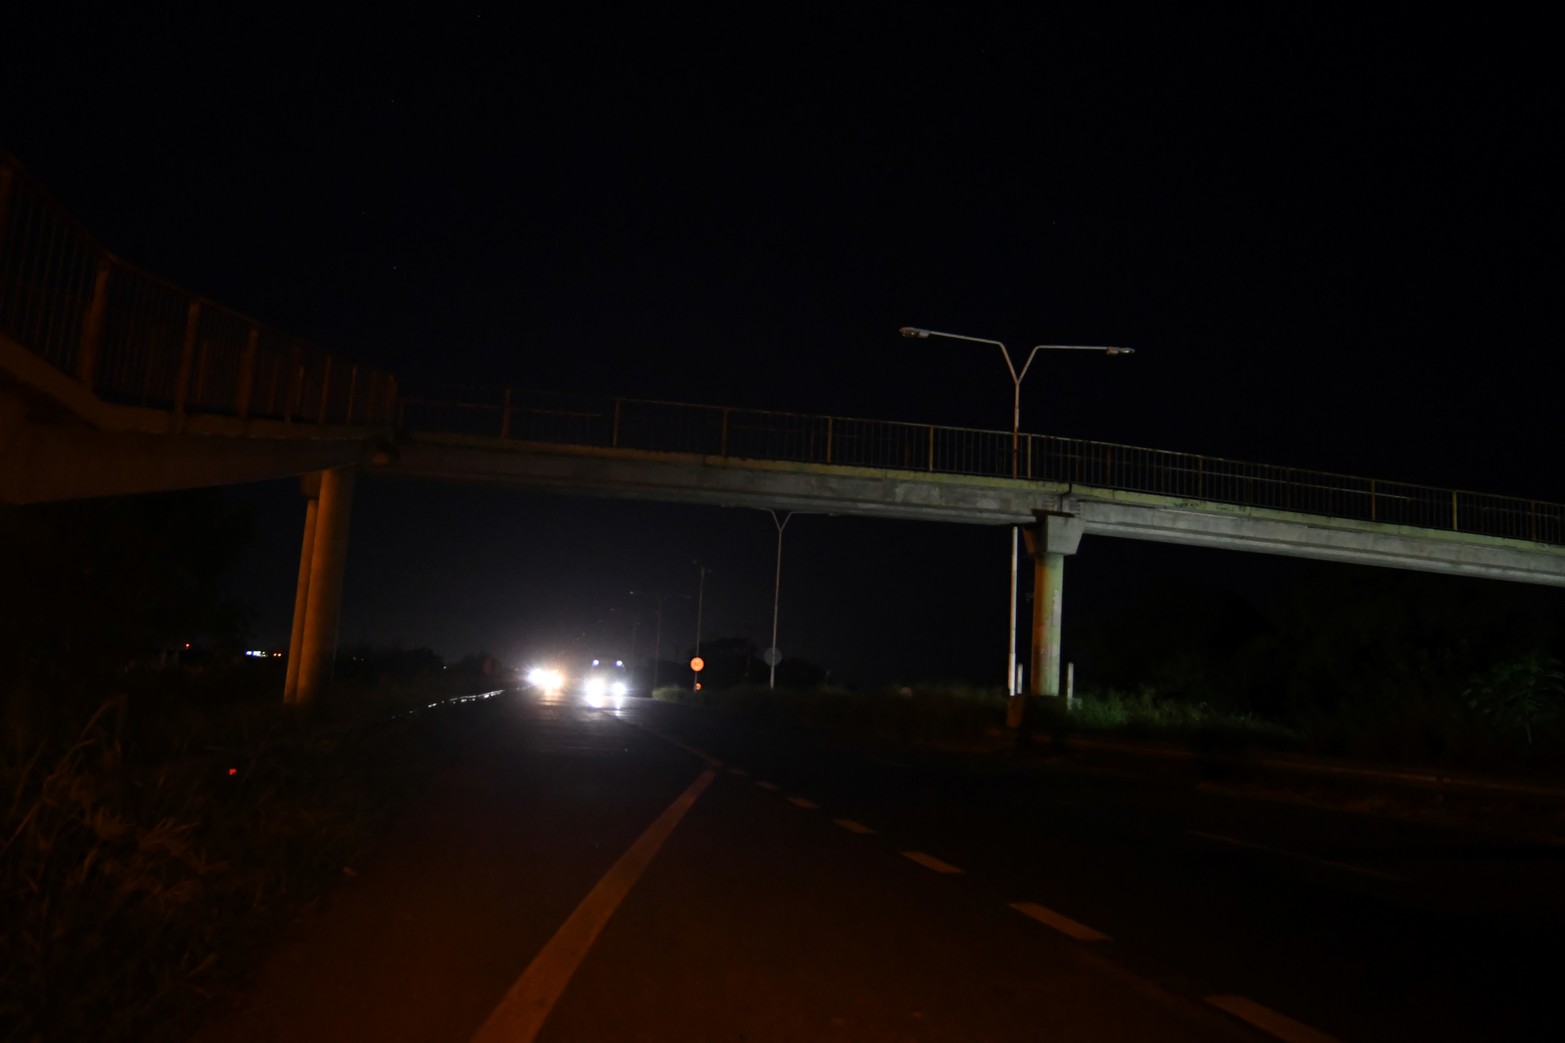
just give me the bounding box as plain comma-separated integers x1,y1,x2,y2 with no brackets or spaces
4,148,1562,705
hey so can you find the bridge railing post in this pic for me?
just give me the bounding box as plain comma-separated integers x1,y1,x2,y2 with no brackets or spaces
316,356,332,424
720,407,730,457
172,300,200,417
611,397,621,447
1370,478,1377,522
927,425,935,471
0,162,14,262
344,363,359,425
284,343,302,422
501,388,513,438
1452,489,1459,531
76,256,112,390
235,325,258,418
825,416,833,464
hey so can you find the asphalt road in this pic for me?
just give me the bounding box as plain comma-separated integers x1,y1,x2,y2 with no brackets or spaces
197,690,1564,1042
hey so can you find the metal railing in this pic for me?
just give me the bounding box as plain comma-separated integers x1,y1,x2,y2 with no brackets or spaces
0,150,395,426
399,387,1565,548
5,149,1555,548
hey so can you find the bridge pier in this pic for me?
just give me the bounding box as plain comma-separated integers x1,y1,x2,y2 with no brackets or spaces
1022,510,1083,709
284,467,357,705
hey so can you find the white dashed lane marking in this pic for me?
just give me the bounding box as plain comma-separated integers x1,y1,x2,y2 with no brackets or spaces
727,767,749,777
833,818,875,835
1205,995,1342,1043
754,780,779,791
1008,901,1112,942
900,850,963,874
786,796,819,809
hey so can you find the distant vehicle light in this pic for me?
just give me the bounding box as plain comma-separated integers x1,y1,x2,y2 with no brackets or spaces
585,676,608,697
527,667,565,691
610,681,628,697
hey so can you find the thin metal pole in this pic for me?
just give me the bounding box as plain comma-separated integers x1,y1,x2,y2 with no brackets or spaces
652,604,662,691
769,511,792,688
693,562,707,690
1008,526,1018,698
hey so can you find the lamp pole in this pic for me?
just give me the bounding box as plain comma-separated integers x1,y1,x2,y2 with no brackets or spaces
899,327,1132,701
631,589,690,692
693,561,709,691
768,510,792,688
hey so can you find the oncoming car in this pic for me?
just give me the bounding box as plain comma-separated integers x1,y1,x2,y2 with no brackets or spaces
582,658,629,708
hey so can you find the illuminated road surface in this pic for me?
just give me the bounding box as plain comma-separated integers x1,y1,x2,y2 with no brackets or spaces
198,691,1560,1042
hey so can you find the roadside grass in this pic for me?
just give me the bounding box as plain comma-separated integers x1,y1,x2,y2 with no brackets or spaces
652,682,1304,753
0,668,499,1042
652,679,1565,779
1038,688,1307,754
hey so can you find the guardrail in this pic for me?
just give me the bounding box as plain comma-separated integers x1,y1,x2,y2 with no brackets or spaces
399,386,1565,547
0,150,395,426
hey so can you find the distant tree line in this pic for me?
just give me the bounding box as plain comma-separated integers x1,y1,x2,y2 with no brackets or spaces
1068,565,1565,762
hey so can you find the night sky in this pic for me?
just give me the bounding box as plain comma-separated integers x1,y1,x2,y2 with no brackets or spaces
3,7,1560,684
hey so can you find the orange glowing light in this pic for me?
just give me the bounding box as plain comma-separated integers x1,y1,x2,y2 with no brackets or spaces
228,767,238,776
690,657,705,672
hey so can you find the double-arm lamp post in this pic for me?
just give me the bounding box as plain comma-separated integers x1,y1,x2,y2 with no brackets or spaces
899,327,1132,699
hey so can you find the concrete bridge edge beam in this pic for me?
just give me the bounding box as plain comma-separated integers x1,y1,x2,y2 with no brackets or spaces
293,467,357,705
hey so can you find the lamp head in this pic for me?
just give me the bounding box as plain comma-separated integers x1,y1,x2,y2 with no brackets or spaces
1105,346,1135,356
899,326,930,339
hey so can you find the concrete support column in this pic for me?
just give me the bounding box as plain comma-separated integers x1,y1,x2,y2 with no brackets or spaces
283,491,319,703
285,467,357,705
1031,551,1066,696
1021,510,1084,711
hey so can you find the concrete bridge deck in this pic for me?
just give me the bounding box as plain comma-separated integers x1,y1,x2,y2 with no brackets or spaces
384,430,1565,588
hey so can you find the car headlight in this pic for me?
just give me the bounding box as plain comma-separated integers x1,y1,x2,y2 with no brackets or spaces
527,667,565,691
585,676,607,697
610,681,628,697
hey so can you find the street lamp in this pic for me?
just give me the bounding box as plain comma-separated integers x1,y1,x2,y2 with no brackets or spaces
899,326,1132,699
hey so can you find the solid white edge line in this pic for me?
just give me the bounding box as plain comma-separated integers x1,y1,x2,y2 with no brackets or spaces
1008,901,1112,942
1205,995,1342,1043
900,850,963,874
469,767,717,1043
